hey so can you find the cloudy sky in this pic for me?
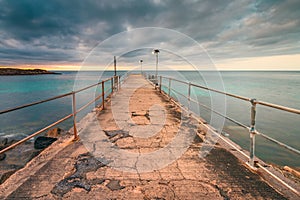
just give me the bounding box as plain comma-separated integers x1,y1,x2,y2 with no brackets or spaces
0,0,299,70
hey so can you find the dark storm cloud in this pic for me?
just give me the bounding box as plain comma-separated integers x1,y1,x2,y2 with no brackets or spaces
0,0,167,64
0,0,299,66
212,0,300,58
0,0,168,40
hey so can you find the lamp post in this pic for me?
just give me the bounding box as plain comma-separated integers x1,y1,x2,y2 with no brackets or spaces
114,56,117,76
152,49,160,85
139,59,143,74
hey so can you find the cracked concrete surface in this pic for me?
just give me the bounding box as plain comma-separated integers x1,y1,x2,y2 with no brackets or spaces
0,74,289,199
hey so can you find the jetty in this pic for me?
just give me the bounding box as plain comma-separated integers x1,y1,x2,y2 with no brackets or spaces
0,74,299,199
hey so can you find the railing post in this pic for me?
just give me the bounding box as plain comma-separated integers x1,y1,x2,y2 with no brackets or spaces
249,98,257,167
159,76,162,93
102,81,105,109
168,78,172,100
188,82,191,112
118,75,121,90
111,77,114,94
72,92,79,141
114,75,118,91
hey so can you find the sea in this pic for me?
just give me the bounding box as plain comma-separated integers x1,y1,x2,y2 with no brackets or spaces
0,70,299,167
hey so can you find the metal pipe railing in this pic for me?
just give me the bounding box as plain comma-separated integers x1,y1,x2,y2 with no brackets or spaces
0,75,122,154
151,73,300,196
249,99,257,167
101,81,105,109
189,97,250,129
156,75,300,168
72,92,78,140
256,100,300,115
0,77,115,116
0,92,73,115
0,113,74,154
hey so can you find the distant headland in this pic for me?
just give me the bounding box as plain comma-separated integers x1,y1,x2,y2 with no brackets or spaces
0,68,61,75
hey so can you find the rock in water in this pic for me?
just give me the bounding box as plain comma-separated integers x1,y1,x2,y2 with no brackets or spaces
34,136,57,149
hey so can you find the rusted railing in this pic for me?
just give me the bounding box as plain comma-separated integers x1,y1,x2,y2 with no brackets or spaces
146,74,300,196
0,75,120,154
150,75,300,167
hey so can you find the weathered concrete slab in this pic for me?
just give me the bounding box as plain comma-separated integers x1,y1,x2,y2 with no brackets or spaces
0,74,290,199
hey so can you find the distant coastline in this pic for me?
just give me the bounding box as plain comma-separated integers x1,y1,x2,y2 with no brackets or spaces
0,68,61,76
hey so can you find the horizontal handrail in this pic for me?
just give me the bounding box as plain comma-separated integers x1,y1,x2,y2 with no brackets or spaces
0,113,73,154
156,74,300,196
190,82,251,102
166,80,299,154
73,82,102,94
76,93,102,114
153,73,300,196
163,76,300,113
0,92,73,115
169,77,251,102
189,97,250,129
0,77,115,115
157,75,300,157
163,84,249,130
169,87,188,100
0,75,122,154
73,77,112,93
256,131,300,155
256,100,300,115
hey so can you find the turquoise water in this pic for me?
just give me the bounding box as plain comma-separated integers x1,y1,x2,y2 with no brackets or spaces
159,71,300,167
0,71,125,139
0,71,299,167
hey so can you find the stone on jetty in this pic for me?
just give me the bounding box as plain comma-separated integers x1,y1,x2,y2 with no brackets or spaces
34,136,57,149
46,127,64,138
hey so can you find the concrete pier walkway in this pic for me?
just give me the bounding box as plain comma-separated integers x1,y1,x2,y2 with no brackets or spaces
0,75,288,199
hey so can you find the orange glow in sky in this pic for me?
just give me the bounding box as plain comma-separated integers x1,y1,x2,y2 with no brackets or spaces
4,53,299,71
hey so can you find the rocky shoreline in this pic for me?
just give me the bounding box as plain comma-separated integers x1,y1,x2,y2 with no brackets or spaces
0,68,61,75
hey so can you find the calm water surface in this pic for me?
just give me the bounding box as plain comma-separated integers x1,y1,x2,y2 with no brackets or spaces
0,71,299,167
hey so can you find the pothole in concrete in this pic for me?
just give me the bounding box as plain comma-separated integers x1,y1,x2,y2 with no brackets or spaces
131,111,151,125
104,130,131,143
51,152,106,197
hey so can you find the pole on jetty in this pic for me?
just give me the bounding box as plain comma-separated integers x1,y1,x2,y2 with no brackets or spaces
249,99,257,168
111,77,114,93
153,49,160,85
188,82,191,112
168,78,171,100
102,81,105,109
159,76,162,92
114,56,118,90
140,60,143,75
114,56,117,76
72,92,79,141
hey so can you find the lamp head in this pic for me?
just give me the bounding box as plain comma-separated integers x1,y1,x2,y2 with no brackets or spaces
152,49,160,54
